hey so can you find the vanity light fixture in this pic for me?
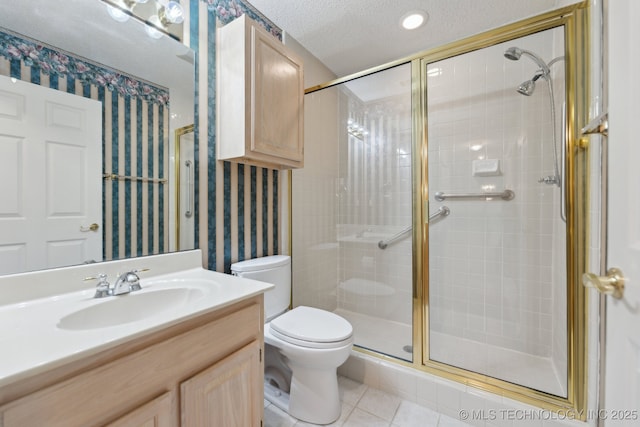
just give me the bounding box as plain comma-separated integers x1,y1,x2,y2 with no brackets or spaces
401,11,428,30
159,1,185,25
107,5,131,22
102,0,184,40
145,16,165,39
347,119,368,140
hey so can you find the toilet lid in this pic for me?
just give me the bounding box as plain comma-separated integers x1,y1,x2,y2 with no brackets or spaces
270,306,353,344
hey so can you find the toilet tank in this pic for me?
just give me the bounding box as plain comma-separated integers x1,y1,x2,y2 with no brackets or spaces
230,255,291,321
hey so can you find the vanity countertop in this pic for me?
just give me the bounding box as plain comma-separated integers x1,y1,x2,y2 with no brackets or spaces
0,250,273,390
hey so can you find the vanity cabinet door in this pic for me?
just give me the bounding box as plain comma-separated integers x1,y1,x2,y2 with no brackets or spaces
104,391,177,427
181,340,262,427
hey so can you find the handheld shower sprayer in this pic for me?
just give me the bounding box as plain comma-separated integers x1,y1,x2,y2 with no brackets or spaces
503,47,551,75
503,46,565,217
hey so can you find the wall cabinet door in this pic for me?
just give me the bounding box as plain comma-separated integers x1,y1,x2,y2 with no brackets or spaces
181,341,262,427
251,24,304,165
217,15,304,169
105,391,176,427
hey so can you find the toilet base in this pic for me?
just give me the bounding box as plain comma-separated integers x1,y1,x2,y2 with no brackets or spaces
264,381,290,413
288,366,341,424
263,369,341,425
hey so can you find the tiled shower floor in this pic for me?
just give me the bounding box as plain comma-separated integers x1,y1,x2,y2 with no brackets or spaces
263,376,471,427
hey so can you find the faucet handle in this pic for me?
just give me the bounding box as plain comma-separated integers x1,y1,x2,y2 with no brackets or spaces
84,273,111,298
129,268,149,292
118,268,149,292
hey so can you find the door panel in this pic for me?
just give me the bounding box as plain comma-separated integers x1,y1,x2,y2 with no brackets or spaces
604,0,640,424
0,75,102,274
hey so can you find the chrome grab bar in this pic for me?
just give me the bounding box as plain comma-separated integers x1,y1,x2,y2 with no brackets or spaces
377,226,411,250
103,173,167,184
378,206,450,250
429,205,450,222
185,160,193,218
434,189,514,202
560,102,567,223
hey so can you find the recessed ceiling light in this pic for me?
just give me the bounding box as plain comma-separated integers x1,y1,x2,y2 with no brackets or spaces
401,11,428,30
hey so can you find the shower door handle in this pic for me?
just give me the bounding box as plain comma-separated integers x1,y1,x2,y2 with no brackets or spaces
581,112,608,137
582,267,625,299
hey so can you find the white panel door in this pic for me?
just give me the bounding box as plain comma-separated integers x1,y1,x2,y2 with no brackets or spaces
604,0,640,425
0,75,102,274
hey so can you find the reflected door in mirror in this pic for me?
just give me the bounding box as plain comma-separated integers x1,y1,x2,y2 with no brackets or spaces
0,75,102,274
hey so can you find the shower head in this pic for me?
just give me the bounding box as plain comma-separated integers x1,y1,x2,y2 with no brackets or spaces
504,46,523,61
503,46,550,75
517,80,536,96
516,69,547,96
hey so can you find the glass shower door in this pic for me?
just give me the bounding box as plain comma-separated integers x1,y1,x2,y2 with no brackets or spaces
293,63,414,362
426,27,568,396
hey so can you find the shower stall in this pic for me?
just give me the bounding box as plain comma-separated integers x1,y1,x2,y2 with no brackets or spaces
292,7,588,413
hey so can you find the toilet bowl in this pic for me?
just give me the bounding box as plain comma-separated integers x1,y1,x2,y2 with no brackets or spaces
265,306,353,424
231,256,353,425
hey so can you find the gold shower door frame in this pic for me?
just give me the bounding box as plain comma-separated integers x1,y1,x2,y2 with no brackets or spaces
298,1,590,417
411,3,590,417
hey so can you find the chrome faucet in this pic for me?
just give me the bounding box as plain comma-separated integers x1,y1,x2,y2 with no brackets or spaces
86,269,148,298
112,271,142,296
92,273,111,298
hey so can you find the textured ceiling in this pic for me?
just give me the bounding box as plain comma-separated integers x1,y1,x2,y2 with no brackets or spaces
247,0,580,78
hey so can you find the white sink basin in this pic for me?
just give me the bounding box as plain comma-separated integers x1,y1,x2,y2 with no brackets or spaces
57,287,206,330
0,250,275,390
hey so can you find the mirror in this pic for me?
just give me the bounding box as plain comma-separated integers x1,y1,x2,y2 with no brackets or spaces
0,0,195,275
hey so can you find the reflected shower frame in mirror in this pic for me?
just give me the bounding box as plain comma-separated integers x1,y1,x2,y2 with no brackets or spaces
415,3,590,418
174,124,195,251
0,0,195,275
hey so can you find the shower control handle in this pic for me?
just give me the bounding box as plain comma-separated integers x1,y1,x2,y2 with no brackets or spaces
582,267,625,299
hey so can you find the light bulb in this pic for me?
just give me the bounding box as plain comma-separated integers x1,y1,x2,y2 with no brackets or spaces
107,5,130,22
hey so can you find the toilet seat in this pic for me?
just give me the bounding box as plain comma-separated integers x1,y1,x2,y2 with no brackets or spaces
269,306,353,349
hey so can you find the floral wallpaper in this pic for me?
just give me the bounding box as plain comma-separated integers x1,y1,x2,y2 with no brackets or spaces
204,0,282,39
0,30,169,106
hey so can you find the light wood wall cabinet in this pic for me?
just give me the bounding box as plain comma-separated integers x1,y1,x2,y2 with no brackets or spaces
0,297,264,427
217,15,304,169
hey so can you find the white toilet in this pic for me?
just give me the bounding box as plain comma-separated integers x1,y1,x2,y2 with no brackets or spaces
231,255,353,425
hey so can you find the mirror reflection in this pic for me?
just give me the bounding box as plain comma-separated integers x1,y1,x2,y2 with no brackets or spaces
0,0,195,275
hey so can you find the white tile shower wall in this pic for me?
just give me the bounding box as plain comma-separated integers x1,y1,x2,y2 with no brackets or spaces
427,27,567,383
336,66,414,326
292,88,341,312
